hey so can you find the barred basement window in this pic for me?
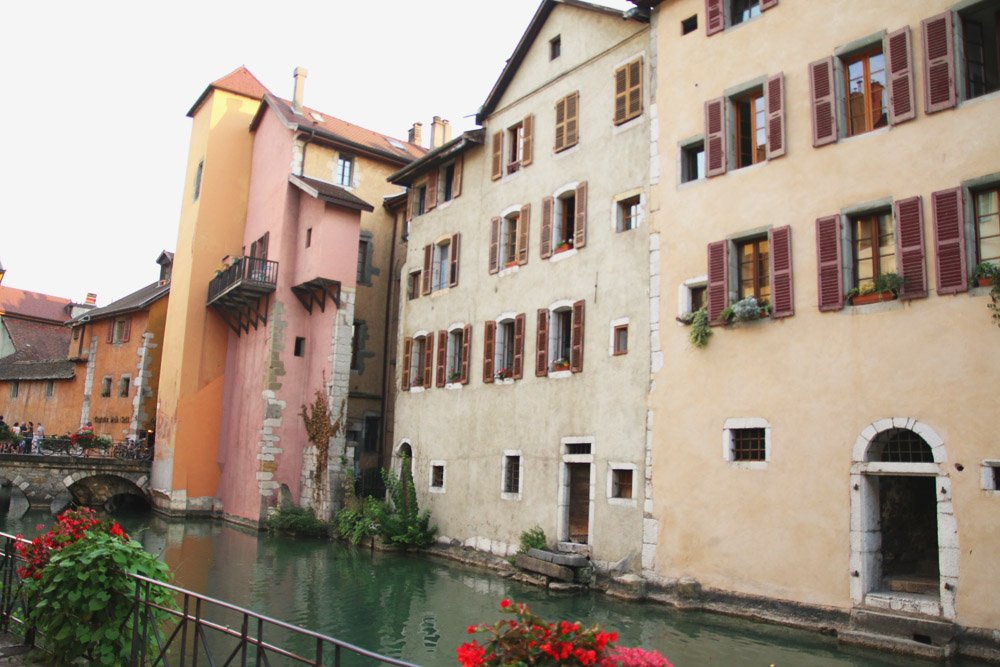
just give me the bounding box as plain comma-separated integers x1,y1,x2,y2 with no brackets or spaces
504,455,521,494
733,428,766,460
566,443,591,455
723,418,770,466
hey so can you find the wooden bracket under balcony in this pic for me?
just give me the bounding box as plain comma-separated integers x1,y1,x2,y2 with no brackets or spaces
291,278,341,314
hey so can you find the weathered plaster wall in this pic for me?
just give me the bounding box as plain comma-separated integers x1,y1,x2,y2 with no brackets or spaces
0,372,85,437
88,310,151,441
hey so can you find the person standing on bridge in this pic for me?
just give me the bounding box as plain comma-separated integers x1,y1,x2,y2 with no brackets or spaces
34,423,43,454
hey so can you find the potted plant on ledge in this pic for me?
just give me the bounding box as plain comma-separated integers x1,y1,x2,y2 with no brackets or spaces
551,358,570,372
972,262,1000,288
448,370,462,383
495,368,512,381
719,296,770,324
847,272,905,306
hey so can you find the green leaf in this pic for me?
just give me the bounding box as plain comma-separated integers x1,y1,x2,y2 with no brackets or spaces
104,626,119,641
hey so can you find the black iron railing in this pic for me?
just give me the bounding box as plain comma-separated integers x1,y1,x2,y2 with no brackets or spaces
207,256,279,303
0,531,422,666
0,438,152,461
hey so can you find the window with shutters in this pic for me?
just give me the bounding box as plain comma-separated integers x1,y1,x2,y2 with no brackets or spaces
119,375,131,398
111,317,131,344
731,0,760,25
445,327,466,385
723,417,770,469
407,270,421,300
502,213,520,268
706,0,777,35
554,92,580,152
554,193,576,252
408,335,429,389
336,154,354,187
485,313,523,382
495,320,516,380
972,185,1000,266
507,122,524,174
737,236,770,302
502,452,522,500
733,88,766,168
844,48,888,137
707,226,793,324
851,210,896,290
433,241,450,292
414,184,427,217
680,138,705,183
101,376,113,398
704,74,784,178
960,3,1000,101
543,184,586,260
491,206,530,274
614,57,643,125
429,462,446,493
550,308,572,372
442,162,456,203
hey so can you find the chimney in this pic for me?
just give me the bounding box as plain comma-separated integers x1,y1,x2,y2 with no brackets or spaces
292,66,308,115
430,117,451,149
85,293,97,305
408,122,423,147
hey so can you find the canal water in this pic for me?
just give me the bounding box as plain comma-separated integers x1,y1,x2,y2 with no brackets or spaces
0,496,981,666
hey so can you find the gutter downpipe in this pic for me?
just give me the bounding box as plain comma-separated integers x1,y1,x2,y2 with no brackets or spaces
377,202,402,479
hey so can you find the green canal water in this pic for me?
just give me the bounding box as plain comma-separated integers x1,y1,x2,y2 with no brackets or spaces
0,498,982,667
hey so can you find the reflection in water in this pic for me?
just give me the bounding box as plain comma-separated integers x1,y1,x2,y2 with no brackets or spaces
0,498,960,667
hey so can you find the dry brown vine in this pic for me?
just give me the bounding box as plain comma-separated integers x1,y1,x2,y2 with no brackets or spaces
300,390,345,490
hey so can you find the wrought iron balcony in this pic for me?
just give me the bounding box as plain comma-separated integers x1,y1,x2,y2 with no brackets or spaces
206,257,278,334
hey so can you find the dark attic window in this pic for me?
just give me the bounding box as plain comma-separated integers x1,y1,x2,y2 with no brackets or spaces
682,15,698,35
294,337,306,357
550,36,561,60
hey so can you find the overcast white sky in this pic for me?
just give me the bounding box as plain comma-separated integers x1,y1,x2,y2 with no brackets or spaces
0,0,632,306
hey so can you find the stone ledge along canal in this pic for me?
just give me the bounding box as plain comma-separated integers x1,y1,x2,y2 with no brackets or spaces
0,497,983,666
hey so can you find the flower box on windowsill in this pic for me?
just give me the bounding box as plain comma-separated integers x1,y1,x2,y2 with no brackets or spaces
554,242,574,254
505,260,518,268
851,291,896,306
976,276,997,288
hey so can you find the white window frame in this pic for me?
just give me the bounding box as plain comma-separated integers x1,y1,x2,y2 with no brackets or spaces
722,417,771,469
429,460,446,493
445,323,465,386
606,462,638,507
982,459,1000,495
547,300,575,376
494,316,517,381
409,330,429,392
613,189,643,232
501,449,523,501
336,153,355,188
551,182,580,260
432,237,451,292
558,436,595,546
678,275,708,319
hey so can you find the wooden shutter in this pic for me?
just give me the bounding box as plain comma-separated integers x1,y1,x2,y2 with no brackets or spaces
570,300,585,373
483,321,496,383
615,64,629,124
761,0,778,8
435,330,447,387
932,187,967,295
574,182,587,249
765,72,786,159
461,324,471,384
402,337,412,389
452,155,463,198
885,26,916,125
449,233,460,287
491,131,503,180
894,196,927,300
106,321,114,343
555,97,566,151
706,0,724,35
426,171,438,211
627,58,642,121
522,114,533,167
809,57,838,146
769,226,794,318
565,92,579,148
535,309,549,376
707,240,729,325
704,97,726,178
423,336,433,388
922,12,956,114
421,244,432,295
512,314,525,379
489,217,501,274
815,215,844,311
541,197,554,259
122,318,131,343
405,188,413,221
517,204,531,265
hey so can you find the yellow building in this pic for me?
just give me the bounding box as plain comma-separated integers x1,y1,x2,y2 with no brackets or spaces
640,0,1000,658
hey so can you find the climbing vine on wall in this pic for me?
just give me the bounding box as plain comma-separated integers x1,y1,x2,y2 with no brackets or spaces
300,389,345,491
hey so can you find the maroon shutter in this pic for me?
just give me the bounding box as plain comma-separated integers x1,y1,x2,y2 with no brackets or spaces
512,314,525,379
489,217,501,274
809,57,838,146
769,226,794,318
426,172,438,211
541,197,554,259
106,321,113,343
535,309,549,376
421,244,432,295
461,325,471,384
815,215,844,311
765,72,786,159
483,321,496,383
405,188,413,221
402,337,412,389
570,300,585,373
453,155,463,198
885,26,916,125
706,0,724,35
517,204,531,265
922,12,956,114
491,132,503,180
760,0,778,8
423,336,433,388
894,196,927,300
435,330,447,387
932,187,967,295
574,182,587,249
522,114,533,167
707,240,729,325
122,318,131,343
705,98,726,178
449,233,460,287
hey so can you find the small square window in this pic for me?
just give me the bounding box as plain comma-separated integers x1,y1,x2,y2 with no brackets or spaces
611,469,633,499
431,464,445,488
681,140,705,183
618,196,640,232
305,228,312,248
681,15,698,35
733,428,766,461
294,337,306,357
613,325,628,355
550,36,561,60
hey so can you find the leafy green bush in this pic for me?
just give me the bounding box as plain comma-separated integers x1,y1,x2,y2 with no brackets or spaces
335,496,382,545
374,455,437,549
264,506,329,538
518,525,547,554
688,307,712,348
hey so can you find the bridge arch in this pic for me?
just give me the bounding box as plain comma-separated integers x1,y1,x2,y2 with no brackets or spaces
65,472,151,510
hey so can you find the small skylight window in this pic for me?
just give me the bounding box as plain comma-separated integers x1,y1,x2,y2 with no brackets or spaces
310,112,324,122
386,138,406,150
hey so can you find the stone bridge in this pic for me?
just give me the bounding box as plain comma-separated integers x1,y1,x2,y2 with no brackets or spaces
0,454,151,510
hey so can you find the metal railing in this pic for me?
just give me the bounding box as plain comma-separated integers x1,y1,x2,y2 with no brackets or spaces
0,438,152,461
0,531,422,666
207,256,279,303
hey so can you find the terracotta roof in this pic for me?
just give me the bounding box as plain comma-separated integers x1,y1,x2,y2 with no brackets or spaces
2,319,71,361
0,286,73,323
0,349,76,381
187,66,270,118
257,94,426,164
289,175,375,212
73,281,169,323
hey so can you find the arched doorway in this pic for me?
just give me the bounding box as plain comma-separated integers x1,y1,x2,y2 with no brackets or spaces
850,420,957,620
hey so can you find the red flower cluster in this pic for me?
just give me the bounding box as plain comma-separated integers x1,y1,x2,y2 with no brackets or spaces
15,508,128,580
457,599,666,667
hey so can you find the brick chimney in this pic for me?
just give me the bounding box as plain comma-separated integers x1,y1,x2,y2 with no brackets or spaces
408,122,423,147
85,293,97,305
292,66,308,115
430,117,451,149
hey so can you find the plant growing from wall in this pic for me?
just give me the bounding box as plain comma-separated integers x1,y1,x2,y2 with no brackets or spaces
374,454,437,549
333,471,382,545
517,525,547,555
687,307,712,347
300,389,345,492
265,506,329,538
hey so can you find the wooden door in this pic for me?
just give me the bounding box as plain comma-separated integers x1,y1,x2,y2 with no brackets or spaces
567,463,590,543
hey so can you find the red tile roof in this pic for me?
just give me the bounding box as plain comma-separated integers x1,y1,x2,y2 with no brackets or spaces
2,318,71,361
0,286,72,323
187,66,270,117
